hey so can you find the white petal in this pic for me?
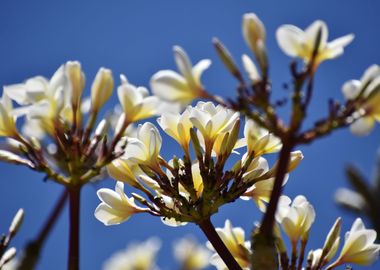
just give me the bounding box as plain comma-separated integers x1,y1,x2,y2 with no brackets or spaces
350,117,375,136
342,80,361,100
276,25,304,57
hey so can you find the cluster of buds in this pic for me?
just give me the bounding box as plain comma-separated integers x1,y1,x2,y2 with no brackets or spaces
0,209,24,268
95,101,303,226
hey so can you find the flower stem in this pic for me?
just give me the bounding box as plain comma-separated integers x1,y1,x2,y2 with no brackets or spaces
68,186,81,270
198,218,242,270
260,140,293,238
18,189,68,270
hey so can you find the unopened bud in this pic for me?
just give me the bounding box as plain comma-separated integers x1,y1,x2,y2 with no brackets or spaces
66,61,85,108
0,247,16,266
213,38,243,82
242,13,266,55
95,119,110,137
9,208,24,236
242,54,261,83
91,68,114,112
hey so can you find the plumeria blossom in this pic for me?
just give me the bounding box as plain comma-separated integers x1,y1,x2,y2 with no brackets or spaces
206,220,251,270
107,158,143,188
244,118,282,157
157,108,193,152
117,75,159,123
102,238,161,270
342,64,380,135
173,237,211,270
327,218,380,268
241,157,288,211
94,182,148,226
189,101,239,143
3,61,90,135
276,195,316,244
0,93,17,137
150,46,211,109
276,20,354,67
121,122,162,167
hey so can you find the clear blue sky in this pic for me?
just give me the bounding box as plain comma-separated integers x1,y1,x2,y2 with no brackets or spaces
0,0,380,269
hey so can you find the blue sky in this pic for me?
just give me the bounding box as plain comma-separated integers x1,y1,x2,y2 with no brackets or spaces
0,0,380,269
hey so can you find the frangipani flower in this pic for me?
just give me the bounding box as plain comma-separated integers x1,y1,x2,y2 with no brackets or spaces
241,155,292,211
189,101,239,143
276,20,354,67
122,122,162,167
342,65,380,135
173,237,211,270
327,218,380,268
150,46,211,109
157,108,193,152
0,93,17,137
117,77,159,123
244,118,282,157
206,220,251,270
276,195,316,244
95,182,148,226
107,158,142,188
102,238,161,270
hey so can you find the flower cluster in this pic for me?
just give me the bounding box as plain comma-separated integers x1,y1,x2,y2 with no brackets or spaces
95,101,303,227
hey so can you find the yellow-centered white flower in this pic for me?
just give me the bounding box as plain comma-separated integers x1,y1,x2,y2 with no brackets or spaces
173,237,211,270
117,77,158,123
329,218,380,267
95,182,147,226
102,238,161,270
189,102,239,143
342,65,380,136
157,108,193,151
244,118,282,157
206,220,251,270
122,122,162,166
150,46,211,109
90,68,113,112
276,20,354,67
241,157,289,211
107,158,143,188
276,195,316,244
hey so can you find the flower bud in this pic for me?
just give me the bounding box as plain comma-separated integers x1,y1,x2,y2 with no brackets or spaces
66,61,85,109
91,68,114,112
9,208,24,236
213,37,242,81
242,13,266,56
0,247,16,266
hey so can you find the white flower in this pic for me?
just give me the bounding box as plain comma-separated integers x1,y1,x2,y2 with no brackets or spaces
328,218,380,268
342,65,380,135
150,46,211,109
95,182,147,226
244,118,282,157
102,238,161,270
276,20,354,67
189,101,239,143
241,156,289,211
117,77,158,123
276,195,316,244
206,220,251,270
122,122,162,167
173,237,211,270
107,158,142,188
157,108,193,151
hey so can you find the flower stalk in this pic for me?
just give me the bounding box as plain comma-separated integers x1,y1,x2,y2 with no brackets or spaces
198,218,243,270
68,186,81,270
